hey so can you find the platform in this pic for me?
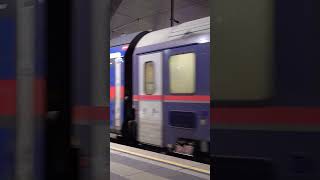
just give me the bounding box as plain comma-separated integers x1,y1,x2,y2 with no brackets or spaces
110,142,210,180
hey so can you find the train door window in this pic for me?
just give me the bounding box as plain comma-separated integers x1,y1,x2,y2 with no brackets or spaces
144,61,155,95
169,53,196,94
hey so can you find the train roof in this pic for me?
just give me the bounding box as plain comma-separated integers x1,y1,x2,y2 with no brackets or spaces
136,17,210,48
110,31,143,47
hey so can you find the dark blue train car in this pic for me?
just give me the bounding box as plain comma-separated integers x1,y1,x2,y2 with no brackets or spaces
0,0,17,178
1,0,46,179
212,0,320,179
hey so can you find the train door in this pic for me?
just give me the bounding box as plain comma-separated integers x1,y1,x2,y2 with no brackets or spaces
110,49,125,133
137,52,163,147
163,43,210,154
110,58,115,129
114,56,124,131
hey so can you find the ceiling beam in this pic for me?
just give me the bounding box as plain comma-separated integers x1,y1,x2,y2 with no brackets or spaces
111,0,123,17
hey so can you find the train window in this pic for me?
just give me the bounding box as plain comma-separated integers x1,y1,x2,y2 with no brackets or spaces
169,53,196,94
212,0,274,101
144,61,155,95
169,111,196,128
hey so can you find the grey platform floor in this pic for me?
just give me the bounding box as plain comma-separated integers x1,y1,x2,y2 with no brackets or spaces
110,148,210,180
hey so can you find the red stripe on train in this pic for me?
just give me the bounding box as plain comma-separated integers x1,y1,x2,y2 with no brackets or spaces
211,107,320,124
110,86,124,100
110,87,115,100
0,79,46,116
164,95,210,101
133,95,210,102
73,106,109,122
0,80,16,115
134,95,162,101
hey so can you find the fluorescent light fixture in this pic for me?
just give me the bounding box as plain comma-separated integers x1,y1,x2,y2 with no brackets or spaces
198,37,209,44
110,52,122,59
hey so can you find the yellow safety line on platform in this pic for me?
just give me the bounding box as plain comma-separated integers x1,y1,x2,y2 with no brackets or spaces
111,146,210,175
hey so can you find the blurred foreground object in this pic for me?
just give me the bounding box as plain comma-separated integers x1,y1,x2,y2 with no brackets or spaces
212,0,320,179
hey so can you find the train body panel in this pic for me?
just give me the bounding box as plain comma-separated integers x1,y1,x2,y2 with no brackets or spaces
0,0,16,178
212,0,320,179
1,0,45,179
136,17,209,49
162,43,210,150
0,17,16,80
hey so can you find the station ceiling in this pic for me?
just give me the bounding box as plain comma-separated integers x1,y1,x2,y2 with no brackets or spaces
110,0,209,39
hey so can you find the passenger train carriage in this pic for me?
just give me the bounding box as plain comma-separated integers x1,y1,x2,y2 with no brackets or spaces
110,17,211,156
0,0,45,179
110,32,146,134
110,39,127,133
212,0,320,179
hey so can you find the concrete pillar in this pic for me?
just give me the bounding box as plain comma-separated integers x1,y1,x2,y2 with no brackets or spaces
71,0,109,179
15,0,36,179
90,0,109,179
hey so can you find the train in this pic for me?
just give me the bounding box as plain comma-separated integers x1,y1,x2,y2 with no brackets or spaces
110,17,211,157
111,0,320,179
212,0,320,179
0,0,46,179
